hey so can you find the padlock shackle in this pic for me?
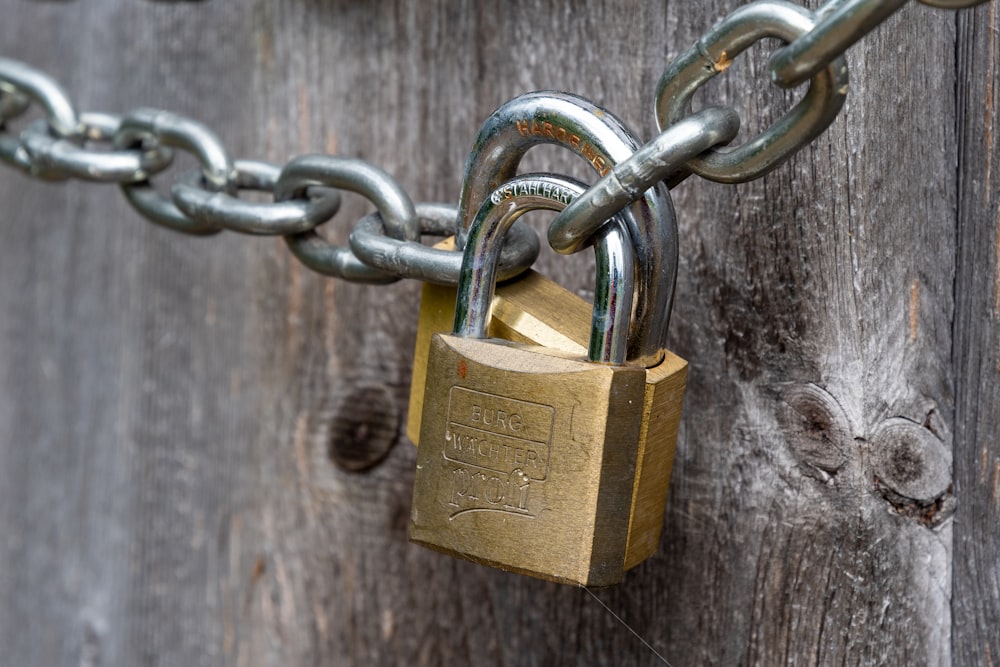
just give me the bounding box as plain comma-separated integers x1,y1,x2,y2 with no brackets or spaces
454,173,634,365
456,92,675,367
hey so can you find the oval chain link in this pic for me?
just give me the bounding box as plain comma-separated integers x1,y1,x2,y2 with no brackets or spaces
115,109,236,235
0,57,78,137
349,203,540,286
655,0,848,184
275,155,420,284
21,112,174,182
173,159,341,236
770,0,990,88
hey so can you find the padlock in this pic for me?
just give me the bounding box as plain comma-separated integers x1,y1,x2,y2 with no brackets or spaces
410,173,675,586
408,92,687,576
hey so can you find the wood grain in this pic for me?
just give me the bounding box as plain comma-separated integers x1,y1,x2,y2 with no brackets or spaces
0,1,996,665
954,6,1000,666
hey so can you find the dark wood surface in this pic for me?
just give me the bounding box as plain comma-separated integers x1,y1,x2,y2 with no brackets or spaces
1,1,997,665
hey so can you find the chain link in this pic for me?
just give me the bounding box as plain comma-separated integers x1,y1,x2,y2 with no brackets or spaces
173,159,340,236
349,203,540,285
549,107,740,254
655,0,849,183
20,112,174,182
0,0,989,285
766,0,979,88
115,108,236,235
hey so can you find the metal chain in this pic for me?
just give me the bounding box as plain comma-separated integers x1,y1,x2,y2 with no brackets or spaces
0,0,988,285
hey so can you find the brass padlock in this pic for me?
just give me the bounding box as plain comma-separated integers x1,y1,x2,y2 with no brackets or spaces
410,265,687,573
408,92,687,576
410,173,672,586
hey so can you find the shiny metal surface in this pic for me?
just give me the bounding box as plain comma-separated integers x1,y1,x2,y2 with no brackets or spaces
349,203,539,285
454,173,634,364
548,107,740,254
115,108,235,235
18,113,173,182
769,0,907,88
0,57,79,137
457,91,675,366
0,129,34,175
173,159,341,235
275,155,418,283
655,0,848,184
0,86,29,123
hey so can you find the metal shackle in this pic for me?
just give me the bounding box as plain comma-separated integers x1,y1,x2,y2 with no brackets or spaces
456,92,675,367
454,173,634,366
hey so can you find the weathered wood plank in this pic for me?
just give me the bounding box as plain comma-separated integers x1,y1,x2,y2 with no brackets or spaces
954,7,1000,666
0,3,260,666
0,1,996,666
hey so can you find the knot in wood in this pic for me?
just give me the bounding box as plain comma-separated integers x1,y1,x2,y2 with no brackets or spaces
328,383,400,472
871,417,951,503
775,383,851,480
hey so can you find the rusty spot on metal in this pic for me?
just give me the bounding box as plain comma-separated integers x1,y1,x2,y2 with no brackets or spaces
713,50,733,73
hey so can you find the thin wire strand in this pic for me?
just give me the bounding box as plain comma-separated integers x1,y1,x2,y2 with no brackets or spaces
580,585,673,667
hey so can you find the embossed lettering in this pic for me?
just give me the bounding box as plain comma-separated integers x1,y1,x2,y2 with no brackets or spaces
448,430,541,469
511,119,608,176
488,179,575,207
471,405,523,432
448,466,532,516
445,388,553,481
449,467,470,506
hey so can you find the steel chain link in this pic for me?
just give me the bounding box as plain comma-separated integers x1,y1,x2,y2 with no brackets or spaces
0,0,988,285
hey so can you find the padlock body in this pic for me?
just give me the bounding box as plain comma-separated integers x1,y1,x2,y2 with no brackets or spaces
407,267,688,574
411,334,646,586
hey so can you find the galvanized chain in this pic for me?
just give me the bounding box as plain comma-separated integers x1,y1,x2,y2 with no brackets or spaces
0,0,988,286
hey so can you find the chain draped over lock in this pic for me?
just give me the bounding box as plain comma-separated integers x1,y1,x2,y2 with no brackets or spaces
0,0,988,286
0,0,990,587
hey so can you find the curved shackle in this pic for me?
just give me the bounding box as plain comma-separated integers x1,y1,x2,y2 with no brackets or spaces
454,173,634,366
456,92,675,368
